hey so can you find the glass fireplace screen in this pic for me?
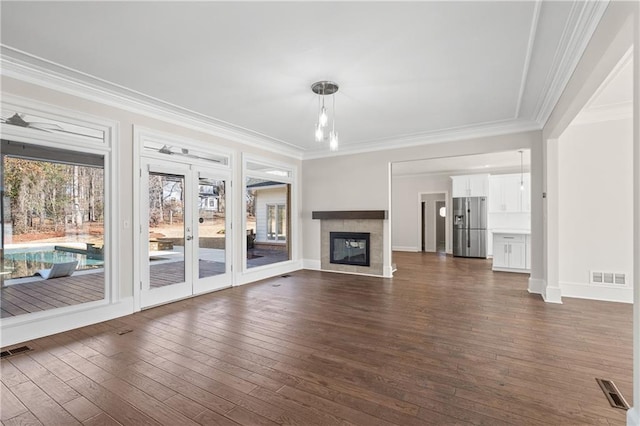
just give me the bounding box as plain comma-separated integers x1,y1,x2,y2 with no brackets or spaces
329,232,370,267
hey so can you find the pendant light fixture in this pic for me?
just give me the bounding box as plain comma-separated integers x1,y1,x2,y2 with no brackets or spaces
311,81,339,151
519,150,524,191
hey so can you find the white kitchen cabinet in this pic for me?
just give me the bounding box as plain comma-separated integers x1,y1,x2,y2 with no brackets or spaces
492,233,529,273
488,173,530,212
451,174,489,197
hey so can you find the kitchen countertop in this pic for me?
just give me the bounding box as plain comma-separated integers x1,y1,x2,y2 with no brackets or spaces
491,229,531,235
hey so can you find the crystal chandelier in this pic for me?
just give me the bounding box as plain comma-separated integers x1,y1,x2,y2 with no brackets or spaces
311,81,339,151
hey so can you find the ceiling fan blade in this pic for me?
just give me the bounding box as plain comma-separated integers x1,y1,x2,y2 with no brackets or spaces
28,122,64,130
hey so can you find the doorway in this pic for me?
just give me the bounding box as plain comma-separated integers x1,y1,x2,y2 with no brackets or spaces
435,200,446,253
420,193,447,253
140,157,231,309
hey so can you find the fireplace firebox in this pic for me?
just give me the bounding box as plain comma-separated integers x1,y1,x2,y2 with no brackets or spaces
330,232,370,267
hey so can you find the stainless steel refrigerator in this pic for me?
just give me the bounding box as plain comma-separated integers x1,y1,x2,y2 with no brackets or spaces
453,197,487,258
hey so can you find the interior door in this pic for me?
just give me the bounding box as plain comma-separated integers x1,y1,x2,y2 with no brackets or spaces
140,159,231,308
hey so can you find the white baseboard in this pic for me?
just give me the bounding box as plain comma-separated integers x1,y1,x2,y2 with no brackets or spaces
560,281,633,304
1,297,135,347
392,246,419,252
528,277,545,295
628,407,639,426
302,258,321,270
383,264,394,278
302,259,391,278
235,260,303,286
543,285,563,304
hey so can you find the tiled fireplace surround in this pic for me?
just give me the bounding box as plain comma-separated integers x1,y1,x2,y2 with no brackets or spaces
313,211,387,276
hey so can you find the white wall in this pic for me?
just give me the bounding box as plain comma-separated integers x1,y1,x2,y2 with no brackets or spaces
302,131,540,276
558,117,633,302
391,174,449,252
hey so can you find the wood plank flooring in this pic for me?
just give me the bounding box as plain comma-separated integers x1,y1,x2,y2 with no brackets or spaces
1,252,633,425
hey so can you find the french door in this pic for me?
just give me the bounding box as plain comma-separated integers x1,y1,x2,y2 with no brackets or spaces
140,158,231,308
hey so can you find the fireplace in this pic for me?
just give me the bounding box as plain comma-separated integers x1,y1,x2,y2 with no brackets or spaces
330,232,370,267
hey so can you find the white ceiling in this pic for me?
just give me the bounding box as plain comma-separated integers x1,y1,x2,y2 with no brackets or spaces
0,1,608,158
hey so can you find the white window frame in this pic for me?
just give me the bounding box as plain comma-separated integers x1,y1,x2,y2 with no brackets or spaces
133,126,233,312
241,154,299,281
0,95,120,347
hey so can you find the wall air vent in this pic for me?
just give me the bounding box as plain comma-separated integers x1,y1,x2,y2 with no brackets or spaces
590,271,627,285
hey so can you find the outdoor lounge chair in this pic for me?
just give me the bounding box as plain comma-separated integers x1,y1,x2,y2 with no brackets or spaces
35,261,78,279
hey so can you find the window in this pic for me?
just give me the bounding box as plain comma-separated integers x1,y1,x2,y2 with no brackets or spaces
244,157,295,270
1,140,107,317
267,204,286,241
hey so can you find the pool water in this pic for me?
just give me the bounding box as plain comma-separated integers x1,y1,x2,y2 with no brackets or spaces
3,249,104,280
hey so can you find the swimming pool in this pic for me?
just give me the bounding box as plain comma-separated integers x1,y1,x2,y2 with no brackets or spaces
2,247,104,280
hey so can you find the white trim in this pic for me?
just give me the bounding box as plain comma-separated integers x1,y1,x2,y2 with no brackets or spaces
1,47,304,160
241,153,299,276
1,96,120,343
543,285,563,304
628,407,639,426
632,4,639,419
560,281,633,304
313,268,390,279
134,130,234,309
235,260,302,286
383,264,394,278
303,120,541,160
414,190,450,255
302,259,322,270
528,277,545,295
515,0,542,118
534,1,610,125
1,297,134,347
392,246,420,252
492,267,530,274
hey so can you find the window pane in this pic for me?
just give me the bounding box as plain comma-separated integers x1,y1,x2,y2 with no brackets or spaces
245,178,290,268
198,178,226,278
1,141,106,317
148,173,185,287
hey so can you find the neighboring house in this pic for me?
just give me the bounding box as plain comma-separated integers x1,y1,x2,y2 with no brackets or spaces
246,181,288,245
198,184,220,216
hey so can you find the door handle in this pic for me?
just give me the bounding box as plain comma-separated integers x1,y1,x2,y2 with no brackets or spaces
186,235,193,241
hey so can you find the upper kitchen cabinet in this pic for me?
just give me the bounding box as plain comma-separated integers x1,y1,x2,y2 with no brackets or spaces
451,174,489,197
488,173,530,212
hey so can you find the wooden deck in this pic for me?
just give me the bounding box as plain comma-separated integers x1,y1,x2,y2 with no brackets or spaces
1,252,633,424
1,260,226,318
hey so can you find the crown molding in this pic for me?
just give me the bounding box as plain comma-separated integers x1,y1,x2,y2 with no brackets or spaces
515,0,542,118
393,165,531,180
0,46,304,160
302,119,541,160
534,0,610,126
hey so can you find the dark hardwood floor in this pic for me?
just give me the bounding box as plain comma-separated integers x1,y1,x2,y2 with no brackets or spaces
1,252,633,425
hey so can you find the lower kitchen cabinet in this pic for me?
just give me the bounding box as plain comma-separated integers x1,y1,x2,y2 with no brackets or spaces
492,233,530,273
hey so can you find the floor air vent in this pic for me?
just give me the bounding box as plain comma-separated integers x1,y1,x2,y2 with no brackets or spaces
0,345,33,359
116,329,133,335
596,378,629,410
